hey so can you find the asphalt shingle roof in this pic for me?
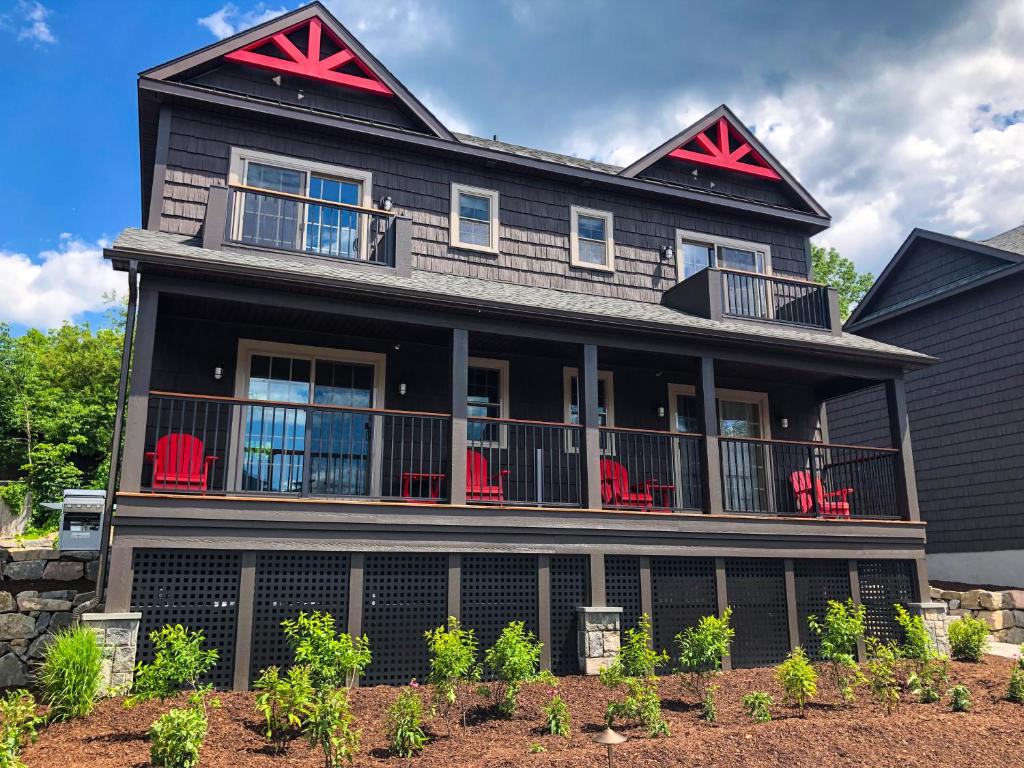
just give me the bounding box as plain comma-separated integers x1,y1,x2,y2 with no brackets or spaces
981,224,1024,256
455,133,623,175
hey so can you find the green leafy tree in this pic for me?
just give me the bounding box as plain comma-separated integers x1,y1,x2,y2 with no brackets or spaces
423,616,479,732
775,648,818,716
599,616,670,737
281,611,371,691
253,665,314,753
304,688,361,767
811,244,874,320
807,598,866,705
127,625,219,707
675,608,734,720
483,621,542,718
864,637,901,714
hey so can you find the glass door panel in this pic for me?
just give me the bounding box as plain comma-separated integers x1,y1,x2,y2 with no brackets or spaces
306,175,362,258
243,354,311,493
309,360,375,496
672,392,702,509
719,398,768,513
241,164,305,250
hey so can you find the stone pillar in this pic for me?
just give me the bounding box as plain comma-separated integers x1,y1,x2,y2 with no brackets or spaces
82,612,141,695
907,601,952,656
577,606,621,674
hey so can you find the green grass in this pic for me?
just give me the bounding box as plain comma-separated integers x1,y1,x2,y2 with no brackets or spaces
37,627,104,721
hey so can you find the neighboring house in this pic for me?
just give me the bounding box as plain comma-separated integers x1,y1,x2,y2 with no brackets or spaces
100,3,934,689
829,224,1024,588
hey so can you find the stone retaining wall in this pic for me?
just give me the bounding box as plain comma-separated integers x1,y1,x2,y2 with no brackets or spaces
0,546,99,687
930,586,1024,645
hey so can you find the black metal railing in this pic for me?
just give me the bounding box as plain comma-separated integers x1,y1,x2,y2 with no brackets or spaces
466,417,583,507
598,428,703,511
142,392,450,502
224,185,397,266
719,437,899,519
721,270,831,329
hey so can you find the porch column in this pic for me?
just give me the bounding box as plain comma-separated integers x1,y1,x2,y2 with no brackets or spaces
696,356,723,514
885,375,920,521
577,343,602,510
119,287,159,493
450,329,469,505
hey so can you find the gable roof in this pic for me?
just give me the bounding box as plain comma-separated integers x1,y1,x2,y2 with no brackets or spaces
140,2,454,141
618,105,828,218
845,227,1024,331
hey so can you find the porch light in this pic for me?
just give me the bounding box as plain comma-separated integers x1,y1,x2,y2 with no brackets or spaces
660,244,674,260
593,727,627,768
657,406,666,419
213,366,223,381
781,417,789,429
399,382,407,396
381,195,394,211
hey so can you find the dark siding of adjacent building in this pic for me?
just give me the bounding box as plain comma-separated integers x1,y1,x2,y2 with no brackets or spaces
828,272,1024,554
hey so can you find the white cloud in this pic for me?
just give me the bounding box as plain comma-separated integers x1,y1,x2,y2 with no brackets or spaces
559,1,1024,274
0,235,121,328
198,3,290,39
14,1,56,44
418,91,473,134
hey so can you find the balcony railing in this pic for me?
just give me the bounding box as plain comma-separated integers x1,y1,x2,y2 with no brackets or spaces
142,392,450,502
719,437,899,519
598,427,704,512
721,270,832,329
466,417,582,508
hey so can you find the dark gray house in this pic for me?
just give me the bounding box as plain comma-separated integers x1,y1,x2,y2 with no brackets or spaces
830,224,1024,588
99,4,934,689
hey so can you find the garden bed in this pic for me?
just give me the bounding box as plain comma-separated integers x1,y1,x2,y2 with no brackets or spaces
24,656,1024,768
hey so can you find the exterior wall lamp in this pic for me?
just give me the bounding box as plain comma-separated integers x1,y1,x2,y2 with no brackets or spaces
657,406,666,419
660,244,674,260
381,195,394,211
780,417,789,429
213,366,223,381
399,382,407,396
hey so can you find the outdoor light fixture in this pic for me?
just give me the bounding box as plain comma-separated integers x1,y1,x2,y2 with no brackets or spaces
593,727,627,768
399,383,407,396
657,406,666,419
660,244,674,260
780,417,789,429
213,366,223,381
381,195,394,211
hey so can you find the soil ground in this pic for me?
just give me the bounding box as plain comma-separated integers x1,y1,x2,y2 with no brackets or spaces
24,656,1024,768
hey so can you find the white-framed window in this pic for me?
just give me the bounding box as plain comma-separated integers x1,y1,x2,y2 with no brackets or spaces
675,229,772,281
228,148,374,259
570,206,615,272
450,183,500,253
666,384,770,439
466,357,509,447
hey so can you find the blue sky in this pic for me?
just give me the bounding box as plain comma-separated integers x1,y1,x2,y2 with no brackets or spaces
2,0,1023,333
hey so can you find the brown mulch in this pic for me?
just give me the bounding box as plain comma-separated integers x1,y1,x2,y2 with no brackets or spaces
24,656,1024,768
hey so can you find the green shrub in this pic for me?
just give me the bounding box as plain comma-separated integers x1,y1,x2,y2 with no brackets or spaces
542,686,571,738
907,656,948,704
894,604,936,663
700,683,719,725
675,608,733,720
387,687,429,758
128,625,218,706
949,684,972,712
253,665,314,753
424,616,479,732
37,626,103,720
0,691,42,768
282,611,371,690
599,617,669,737
528,743,546,754
742,691,773,723
1008,648,1024,703
620,615,668,678
865,638,901,714
304,688,361,767
775,648,817,716
948,615,990,662
807,598,866,705
149,704,208,768
484,621,542,718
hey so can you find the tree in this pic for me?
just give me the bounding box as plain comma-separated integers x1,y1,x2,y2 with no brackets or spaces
811,244,875,321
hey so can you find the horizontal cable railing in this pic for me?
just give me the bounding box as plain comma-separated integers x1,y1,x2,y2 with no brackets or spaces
598,427,704,512
719,436,899,519
223,184,397,266
142,392,450,502
466,417,583,508
721,270,832,329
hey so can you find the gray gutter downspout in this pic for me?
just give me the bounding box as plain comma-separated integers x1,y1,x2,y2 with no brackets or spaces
74,260,138,620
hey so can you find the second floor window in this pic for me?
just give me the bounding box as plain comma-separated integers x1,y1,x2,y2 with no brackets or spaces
450,184,500,253
570,206,615,272
676,229,771,280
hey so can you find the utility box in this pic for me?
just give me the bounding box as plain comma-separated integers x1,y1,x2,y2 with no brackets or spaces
57,489,105,552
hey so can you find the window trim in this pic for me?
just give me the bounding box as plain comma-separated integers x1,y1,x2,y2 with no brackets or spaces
563,366,615,455
667,383,770,439
570,206,615,272
467,356,510,448
674,229,773,281
450,183,501,254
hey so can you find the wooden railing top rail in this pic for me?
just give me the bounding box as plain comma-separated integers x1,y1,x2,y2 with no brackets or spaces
717,267,826,288
719,434,898,453
148,390,450,419
600,425,703,438
467,415,580,429
228,183,397,218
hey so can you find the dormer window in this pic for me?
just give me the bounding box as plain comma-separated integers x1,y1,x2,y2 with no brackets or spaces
450,183,500,253
570,206,615,272
676,229,771,280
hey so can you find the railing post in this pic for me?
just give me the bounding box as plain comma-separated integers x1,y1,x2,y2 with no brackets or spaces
885,375,920,521
203,185,229,251
696,356,723,514
578,344,603,510
807,444,822,517
450,329,469,505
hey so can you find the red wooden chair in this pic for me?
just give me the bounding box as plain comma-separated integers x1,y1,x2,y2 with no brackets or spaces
789,470,852,518
466,449,509,502
600,458,671,510
145,433,218,492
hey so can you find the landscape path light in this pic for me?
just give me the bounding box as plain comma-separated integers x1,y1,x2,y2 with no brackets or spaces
592,726,627,768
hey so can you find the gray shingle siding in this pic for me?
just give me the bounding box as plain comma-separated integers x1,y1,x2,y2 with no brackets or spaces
638,157,800,210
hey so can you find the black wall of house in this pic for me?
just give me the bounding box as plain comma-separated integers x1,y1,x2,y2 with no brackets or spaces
638,156,803,211
828,274,1024,554
158,105,813,305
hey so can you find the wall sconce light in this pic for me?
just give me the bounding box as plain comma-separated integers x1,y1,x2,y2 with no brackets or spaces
399,382,407,396
380,195,394,212
660,244,674,261
213,366,223,381
657,405,666,419
780,417,789,429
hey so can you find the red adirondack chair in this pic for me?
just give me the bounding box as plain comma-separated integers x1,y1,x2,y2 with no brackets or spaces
789,470,852,518
600,458,672,510
145,433,218,491
466,449,509,501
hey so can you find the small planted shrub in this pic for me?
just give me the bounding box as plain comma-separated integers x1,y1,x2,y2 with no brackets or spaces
700,684,719,725
675,608,734,722
149,704,208,768
424,616,480,732
282,611,371,690
600,617,669,737
37,626,103,720
0,690,42,768
775,648,817,716
948,615,990,662
949,684,972,713
1008,647,1024,703
742,691,773,723
542,686,571,738
305,688,361,767
253,665,314,753
807,599,866,705
528,743,547,754
907,656,949,704
484,621,542,718
865,638,901,715
894,604,937,663
128,624,218,706
387,686,429,758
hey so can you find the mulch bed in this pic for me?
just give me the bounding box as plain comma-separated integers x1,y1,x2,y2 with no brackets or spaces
24,656,1024,768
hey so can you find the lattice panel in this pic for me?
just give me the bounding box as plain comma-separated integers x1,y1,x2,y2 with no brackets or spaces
794,559,852,661
361,554,448,686
858,559,916,643
605,555,642,640
550,556,589,675
461,554,539,677
131,549,241,690
249,552,350,682
726,558,790,668
651,557,717,658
